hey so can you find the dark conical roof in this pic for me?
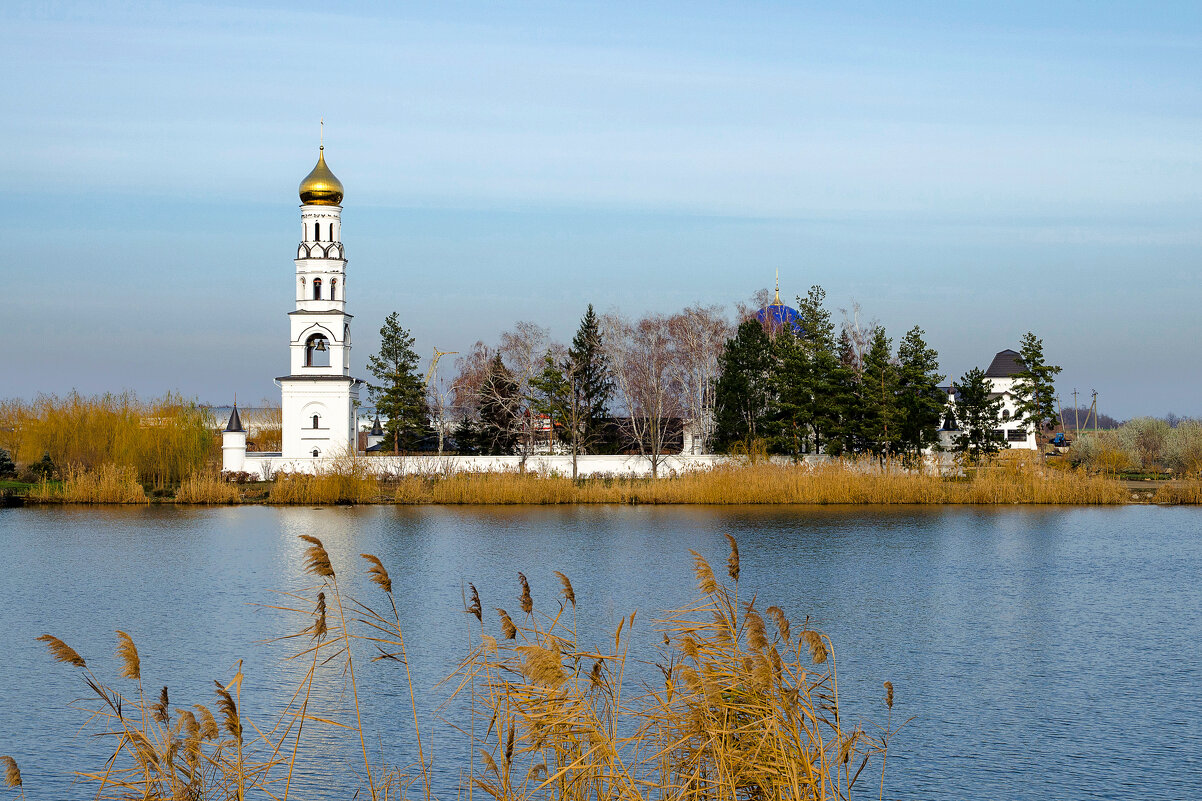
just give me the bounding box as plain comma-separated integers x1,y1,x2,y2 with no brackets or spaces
224,404,244,433
369,415,384,436
985,349,1027,378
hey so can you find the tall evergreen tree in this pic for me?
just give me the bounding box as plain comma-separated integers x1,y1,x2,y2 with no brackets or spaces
567,304,614,451
1012,331,1062,442
772,330,810,455
895,326,945,462
367,312,430,453
477,353,519,455
860,327,899,461
826,329,863,456
953,367,1005,461
713,319,775,453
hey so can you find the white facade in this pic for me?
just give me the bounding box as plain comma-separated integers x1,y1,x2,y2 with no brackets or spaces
937,349,1039,451
223,146,361,473
279,156,360,460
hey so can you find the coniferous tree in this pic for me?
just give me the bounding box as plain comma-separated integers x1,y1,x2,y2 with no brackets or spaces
713,319,775,453
477,353,520,455
530,352,585,477
895,326,945,462
0,448,15,479
366,312,430,453
772,329,809,455
826,330,863,455
1012,331,1062,442
953,367,1006,461
567,304,614,451
453,416,481,455
860,327,899,462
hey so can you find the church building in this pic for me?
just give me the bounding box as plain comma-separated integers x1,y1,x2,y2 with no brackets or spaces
224,144,363,472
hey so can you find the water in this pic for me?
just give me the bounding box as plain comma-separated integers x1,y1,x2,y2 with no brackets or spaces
1,505,1199,799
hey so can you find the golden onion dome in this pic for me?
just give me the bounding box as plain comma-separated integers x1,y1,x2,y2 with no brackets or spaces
298,146,344,206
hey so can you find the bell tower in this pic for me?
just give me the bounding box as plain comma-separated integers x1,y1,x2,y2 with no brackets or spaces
279,134,361,460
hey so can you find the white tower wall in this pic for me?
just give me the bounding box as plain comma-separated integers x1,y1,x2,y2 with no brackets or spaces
279,148,362,461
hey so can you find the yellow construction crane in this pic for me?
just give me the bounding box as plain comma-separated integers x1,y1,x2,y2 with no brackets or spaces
425,348,458,388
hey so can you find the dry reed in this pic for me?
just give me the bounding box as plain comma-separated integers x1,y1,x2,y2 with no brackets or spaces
268,453,381,504
175,471,240,504
1152,481,1202,504
389,456,1126,505
27,464,147,504
34,538,895,801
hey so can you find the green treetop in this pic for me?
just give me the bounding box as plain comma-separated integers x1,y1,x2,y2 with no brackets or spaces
895,326,945,462
953,366,1006,461
1012,331,1062,441
366,312,430,454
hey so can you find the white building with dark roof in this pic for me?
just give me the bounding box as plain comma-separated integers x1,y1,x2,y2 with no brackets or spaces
938,349,1038,451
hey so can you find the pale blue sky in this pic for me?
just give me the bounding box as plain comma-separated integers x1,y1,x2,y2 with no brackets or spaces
5,1,1201,416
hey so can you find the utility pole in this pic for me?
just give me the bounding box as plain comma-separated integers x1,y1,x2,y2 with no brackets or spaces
1090,390,1098,435
1072,388,1080,437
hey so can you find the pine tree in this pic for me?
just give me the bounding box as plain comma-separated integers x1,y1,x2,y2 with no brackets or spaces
1012,331,1062,442
567,304,613,451
773,285,840,455
366,312,430,453
478,353,519,455
453,417,480,455
713,319,775,453
860,327,899,462
0,448,15,479
895,326,945,462
953,367,1006,461
826,330,862,456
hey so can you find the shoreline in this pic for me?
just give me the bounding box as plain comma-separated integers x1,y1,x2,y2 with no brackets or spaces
7,462,1199,506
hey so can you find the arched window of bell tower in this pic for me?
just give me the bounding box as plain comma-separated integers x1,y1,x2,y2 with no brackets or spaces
304,334,330,368
313,222,320,242
330,278,337,300
312,414,320,429
313,277,322,300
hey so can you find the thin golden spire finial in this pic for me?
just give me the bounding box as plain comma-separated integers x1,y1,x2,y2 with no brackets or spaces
774,268,781,304
320,117,324,150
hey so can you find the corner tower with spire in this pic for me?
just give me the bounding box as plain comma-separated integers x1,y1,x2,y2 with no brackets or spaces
279,132,361,460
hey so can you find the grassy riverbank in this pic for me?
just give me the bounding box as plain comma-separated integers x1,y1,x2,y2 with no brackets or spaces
14,455,1177,505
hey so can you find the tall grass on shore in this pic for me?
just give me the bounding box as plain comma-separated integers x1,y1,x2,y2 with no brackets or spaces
28,463,148,504
1,392,216,488
175,471,241,504
268,453,382,504
391,455,1126,505
1152,481,1202,504
31,537,895,801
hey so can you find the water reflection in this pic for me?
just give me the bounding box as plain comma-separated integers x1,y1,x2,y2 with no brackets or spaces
1,504,1199,800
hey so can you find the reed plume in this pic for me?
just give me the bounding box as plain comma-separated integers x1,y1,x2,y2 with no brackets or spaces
554,571,576,607
766,605,791,641
725,533,740,582
467,583,483,622
194,704,219,740
802,630,829,664
304,591,328,641
884,681,894,710
299,535,334,578
690,550,719,594
496,609,517,639
361,553,393,593
152,686,170,724
518,572,533,615
36,634,86,668
213,681,241,741
115,630,140,680
1,756,20,789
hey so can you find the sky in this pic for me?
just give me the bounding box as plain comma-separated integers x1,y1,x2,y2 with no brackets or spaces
5,0,1201,418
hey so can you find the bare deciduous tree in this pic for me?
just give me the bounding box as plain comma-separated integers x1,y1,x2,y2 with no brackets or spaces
601,312,684,476
667,304,731,454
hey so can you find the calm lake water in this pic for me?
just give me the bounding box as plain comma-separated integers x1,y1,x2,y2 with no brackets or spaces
1,505,1199,800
